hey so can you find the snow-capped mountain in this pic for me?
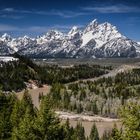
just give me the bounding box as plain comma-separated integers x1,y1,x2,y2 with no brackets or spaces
0,34,15,55
0,19,140,58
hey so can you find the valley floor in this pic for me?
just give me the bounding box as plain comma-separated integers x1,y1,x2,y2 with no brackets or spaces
15,61,140,137
16,84,51,108
16,63,140,107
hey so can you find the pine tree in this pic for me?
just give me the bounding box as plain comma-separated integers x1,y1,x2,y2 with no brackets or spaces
92,101,98,115
10,100,21,129
33,95,64,140
20,90,35,115
110,123,121,140
11,91,36,140
12,107,35,140
0,93,16,139
73,122,86,140
63,91,70,109
63,119,75,140
90,123,99,140
77,103,83,113
119,102,140,140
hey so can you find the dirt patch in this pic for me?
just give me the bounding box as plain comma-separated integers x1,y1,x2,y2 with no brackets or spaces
16,85,51,108
62,120,121,137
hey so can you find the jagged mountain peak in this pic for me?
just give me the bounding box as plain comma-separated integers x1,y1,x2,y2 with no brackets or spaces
1,33,12,42
0,19,140,58
23,35,30,39
42,30,64,40
83,19,120,35
89,19,98,26
101,22,113,27
84,19,98,33
35,30,65,45
46,30,63,36
68,26,80,35
18,35,34,41
68,26,82,42
2,33,11,38
81,20,124,47
99,22,120,34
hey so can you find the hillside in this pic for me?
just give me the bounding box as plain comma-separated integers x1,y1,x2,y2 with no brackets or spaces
0,54,110,91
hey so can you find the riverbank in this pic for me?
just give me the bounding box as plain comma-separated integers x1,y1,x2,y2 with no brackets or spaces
56,111,121,137
56,111,119,122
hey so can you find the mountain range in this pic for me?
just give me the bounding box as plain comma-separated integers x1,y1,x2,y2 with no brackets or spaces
0,19,140,58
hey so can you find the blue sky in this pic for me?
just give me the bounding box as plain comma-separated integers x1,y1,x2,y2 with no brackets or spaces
0,0,140,41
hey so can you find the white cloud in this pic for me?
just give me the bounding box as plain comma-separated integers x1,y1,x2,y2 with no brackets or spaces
0,8,89,18
49,24,84,30
2,8,15,12
82,5,140,13
26,24,84,33
1,4,140,20
0,24,84,33
0,14,24,19
45,10,89,18
0,24,19,31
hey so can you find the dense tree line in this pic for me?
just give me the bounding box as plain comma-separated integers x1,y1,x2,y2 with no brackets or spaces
42,64,111,84
0,91,101,140
0,54,110,91
0,54,44,91
1,91,139,140
48,68,140,117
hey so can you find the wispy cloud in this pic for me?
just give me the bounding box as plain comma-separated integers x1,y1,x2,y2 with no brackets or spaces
0,24,19,31
2,8,15,12
1,4,140,20
49,24,84,31
0,8,25,19
0,14,24,19
26,24,83,33
47,10,89,18
82,4,140,13
0,24,84,34
1,3,139,20
1,8,89,18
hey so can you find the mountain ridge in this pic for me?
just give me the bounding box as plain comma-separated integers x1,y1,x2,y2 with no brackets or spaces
0,19,140,58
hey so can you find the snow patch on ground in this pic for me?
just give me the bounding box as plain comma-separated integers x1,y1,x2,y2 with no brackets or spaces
0,56,18,62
